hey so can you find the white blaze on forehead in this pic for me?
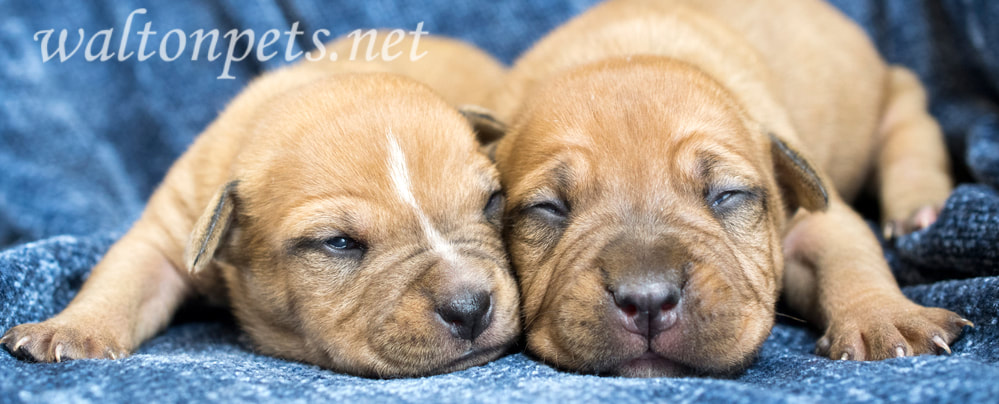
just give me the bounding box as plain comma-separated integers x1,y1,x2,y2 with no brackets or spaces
386,129,461,264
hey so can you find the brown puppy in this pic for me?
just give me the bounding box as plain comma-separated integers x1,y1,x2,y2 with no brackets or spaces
1,33,520,377
489,0,969,377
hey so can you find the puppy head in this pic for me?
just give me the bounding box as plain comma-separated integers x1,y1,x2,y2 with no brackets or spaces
185,74,519,377
495,57,826,377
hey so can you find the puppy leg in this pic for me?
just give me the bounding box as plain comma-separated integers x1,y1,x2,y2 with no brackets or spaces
782,199,969,360
1,225,188,362
876,67,953,238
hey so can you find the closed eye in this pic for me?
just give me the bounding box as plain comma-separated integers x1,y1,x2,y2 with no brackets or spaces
712,190,744,207
484,190,505,222
524,198,569,223
707,188,757,214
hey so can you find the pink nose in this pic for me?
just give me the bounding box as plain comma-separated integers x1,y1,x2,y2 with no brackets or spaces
612,282,681,337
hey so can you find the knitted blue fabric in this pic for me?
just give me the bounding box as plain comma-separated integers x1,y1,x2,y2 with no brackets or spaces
2,1,998,402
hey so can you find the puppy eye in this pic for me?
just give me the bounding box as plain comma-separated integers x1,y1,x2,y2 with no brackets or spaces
526,199,569,221
709,189,751,212
484,191,505,220
712,191,739,206
323,236,364,254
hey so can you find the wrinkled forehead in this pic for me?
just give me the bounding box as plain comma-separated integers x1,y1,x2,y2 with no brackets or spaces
236,76,497,236
502,66,767,201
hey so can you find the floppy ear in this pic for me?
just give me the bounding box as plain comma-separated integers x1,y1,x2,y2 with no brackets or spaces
769,133,828,214
459,105,507,160
184,180,239,275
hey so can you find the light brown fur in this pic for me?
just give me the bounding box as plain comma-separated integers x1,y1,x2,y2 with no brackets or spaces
490,0,967,377
1,33,520,377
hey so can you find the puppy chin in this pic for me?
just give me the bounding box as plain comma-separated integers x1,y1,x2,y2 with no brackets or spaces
612,353,694,378
429,343,511,375
428,332,517,375
360,348,506,378
355,315,517,377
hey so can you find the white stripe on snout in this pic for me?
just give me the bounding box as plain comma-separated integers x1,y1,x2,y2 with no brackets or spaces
386,129,461,264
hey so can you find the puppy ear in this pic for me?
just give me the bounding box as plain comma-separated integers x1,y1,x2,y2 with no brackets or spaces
184,180,239,275
769,133,828,213
459,105,507,160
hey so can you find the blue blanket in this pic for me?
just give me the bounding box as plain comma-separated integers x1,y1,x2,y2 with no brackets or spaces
2,0,998,402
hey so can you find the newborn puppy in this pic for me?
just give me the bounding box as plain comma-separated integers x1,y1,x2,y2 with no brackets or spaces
1,33,520,377
488,0,969,377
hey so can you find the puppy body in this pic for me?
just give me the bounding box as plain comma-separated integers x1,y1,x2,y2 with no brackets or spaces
493,0,963,377
3,34,520,377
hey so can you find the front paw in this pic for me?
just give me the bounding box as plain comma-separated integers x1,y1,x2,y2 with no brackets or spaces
815,299,972,361
1,318,128,362
882,205,941,240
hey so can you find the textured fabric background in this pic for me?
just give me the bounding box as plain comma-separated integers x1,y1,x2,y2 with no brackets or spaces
1,0,998,403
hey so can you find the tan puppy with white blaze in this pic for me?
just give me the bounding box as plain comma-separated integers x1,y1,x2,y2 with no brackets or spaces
1,33,520,377
489,0,971,377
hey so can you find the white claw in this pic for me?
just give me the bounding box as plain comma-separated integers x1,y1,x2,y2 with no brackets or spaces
932,335,952,354
895,347,905,358
882,223,896,241
109,351,117,360
914,207,936,229
14,336,30,351
54,344,63,362
840,353,850,360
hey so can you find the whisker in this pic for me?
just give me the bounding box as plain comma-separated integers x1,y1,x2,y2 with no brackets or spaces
775,312,807,324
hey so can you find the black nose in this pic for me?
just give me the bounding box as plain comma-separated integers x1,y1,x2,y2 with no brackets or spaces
612,282,681,337
436,291,492,341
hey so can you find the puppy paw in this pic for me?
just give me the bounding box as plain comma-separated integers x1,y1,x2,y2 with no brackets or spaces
882,205,941,241
815,299,971,361
1,319,128,362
